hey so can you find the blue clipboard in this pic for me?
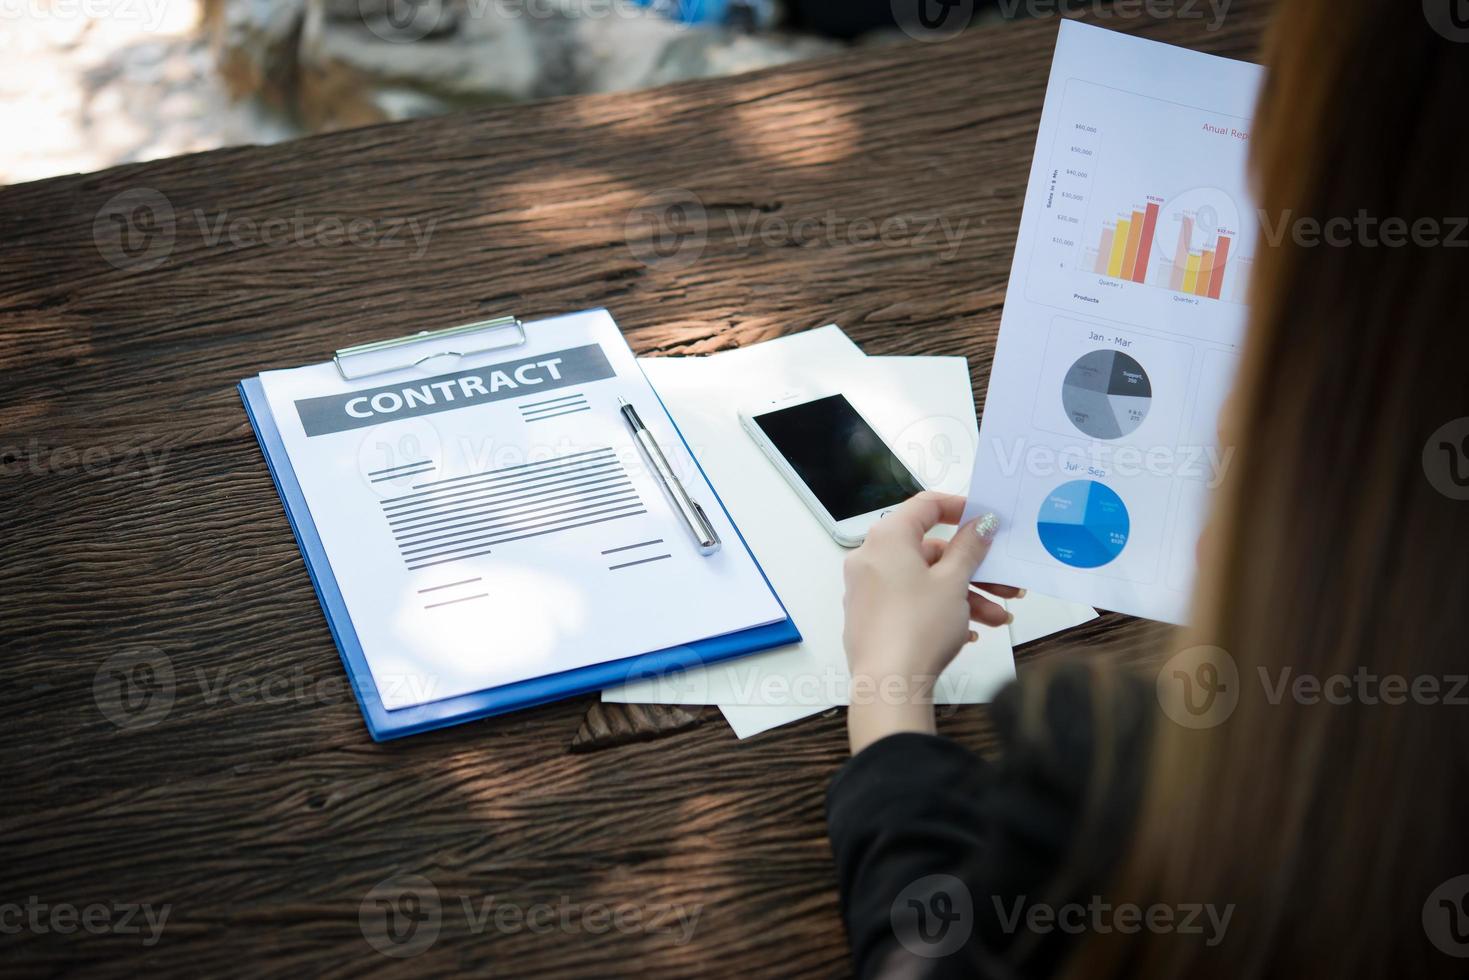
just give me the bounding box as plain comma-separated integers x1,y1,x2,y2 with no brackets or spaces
237,327,799,741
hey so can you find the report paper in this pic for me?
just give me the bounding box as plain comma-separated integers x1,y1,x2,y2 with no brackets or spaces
964,22,1264,624
257,310,786,710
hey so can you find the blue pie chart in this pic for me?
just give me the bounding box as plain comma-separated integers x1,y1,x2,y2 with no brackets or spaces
1037,480,1130,568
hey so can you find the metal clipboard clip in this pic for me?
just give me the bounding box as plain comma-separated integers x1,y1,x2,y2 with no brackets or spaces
333,316,525,380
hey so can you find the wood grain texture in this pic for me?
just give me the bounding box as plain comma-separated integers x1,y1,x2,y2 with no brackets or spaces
571,703,708,752
1,5,1267,975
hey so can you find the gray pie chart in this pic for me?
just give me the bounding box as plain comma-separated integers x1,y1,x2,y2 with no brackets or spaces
1061,350,1152,440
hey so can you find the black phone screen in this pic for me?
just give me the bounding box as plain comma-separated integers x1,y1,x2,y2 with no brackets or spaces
753,395,924,522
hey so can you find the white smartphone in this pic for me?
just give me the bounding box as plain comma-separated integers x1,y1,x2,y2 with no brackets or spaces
739,391,926,548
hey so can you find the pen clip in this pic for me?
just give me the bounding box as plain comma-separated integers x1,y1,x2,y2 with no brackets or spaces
690,500,721,555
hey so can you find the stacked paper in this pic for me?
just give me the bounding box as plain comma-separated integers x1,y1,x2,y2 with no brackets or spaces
602,326,1095,738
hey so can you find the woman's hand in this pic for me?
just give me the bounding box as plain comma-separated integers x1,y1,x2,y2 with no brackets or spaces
841,492,1020,754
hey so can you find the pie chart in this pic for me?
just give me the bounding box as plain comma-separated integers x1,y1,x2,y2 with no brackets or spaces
1037,479,1130,568
1062,350,1152,439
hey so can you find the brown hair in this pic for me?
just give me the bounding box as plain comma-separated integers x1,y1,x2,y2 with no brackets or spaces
1061,2,1469,975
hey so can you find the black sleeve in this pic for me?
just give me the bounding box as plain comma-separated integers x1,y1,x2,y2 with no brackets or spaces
826,666,1152,980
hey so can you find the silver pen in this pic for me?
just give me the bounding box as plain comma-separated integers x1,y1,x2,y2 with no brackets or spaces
618,397,721,556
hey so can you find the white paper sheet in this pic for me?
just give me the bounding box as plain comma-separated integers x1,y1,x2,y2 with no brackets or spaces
1008,594,1098,647
714,588,1099,738
603,345,1018,710
724,703,836,740
257,309,786,710
962,22,1264,624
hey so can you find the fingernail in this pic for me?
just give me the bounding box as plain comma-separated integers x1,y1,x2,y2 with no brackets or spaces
1016,588,1027,599
975,513,1000,541
1005,612,1015,626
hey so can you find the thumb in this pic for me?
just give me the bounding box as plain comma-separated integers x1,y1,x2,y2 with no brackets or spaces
936,512,1001,583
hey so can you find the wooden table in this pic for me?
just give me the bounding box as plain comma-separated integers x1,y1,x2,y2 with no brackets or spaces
1,4,1267,974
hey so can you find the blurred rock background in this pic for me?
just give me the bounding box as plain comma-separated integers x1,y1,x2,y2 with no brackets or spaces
0,0,826,185
2,1,288,184
1,0,996,185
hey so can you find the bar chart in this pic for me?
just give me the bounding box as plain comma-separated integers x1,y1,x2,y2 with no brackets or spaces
1092,199,1158,284
1024,78,1260,338
1165,213,1230,299
1081,194,1250,303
